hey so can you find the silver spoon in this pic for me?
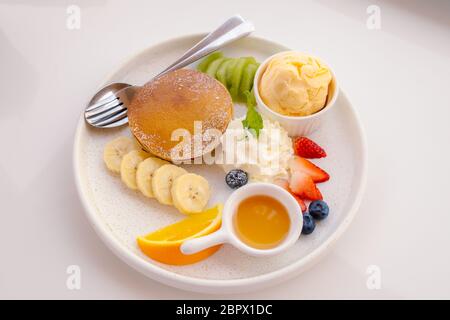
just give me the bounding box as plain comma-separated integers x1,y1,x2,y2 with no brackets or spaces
85,15,254,128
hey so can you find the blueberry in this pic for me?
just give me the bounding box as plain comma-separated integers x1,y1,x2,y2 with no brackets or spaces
309,200,329,220
225,169,248,189
302,213,315,235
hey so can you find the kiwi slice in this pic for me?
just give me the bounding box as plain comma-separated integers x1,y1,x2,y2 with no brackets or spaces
229,57,256,101
197,52,223,72
225,59,238,87
216,59,232,86
206,57,226,77
239,63,259,100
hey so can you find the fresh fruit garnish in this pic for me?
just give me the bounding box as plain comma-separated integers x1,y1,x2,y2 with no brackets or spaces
301,213,315,235
225,169,248,189
206,57,227,78
120,150,150,190
216,59,232,86
274,179,307,213
136,157,169,198
226,58,238,87
172,173,211,215
104,138,211,215
103,136,140,173
309,200,329,220
197,53,259,102
151,164,187,206
137,204,223,265
230,57,256,100
289,171,323,201
293,137,327,159
239,63,259,100
293,194,307,213
288,156,330,183
197,51,223,72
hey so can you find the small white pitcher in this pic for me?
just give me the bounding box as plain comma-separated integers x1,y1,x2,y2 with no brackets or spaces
181,183,303,257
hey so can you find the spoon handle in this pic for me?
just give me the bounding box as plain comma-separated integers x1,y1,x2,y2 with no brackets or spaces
154,16,254,78
159,15,244,72
180,229,228,255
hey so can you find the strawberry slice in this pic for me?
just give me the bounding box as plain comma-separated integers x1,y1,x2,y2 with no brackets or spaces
288,156,330,183
289,171,323,201
293,137,327,158
274,179,307,212
290,190,307,213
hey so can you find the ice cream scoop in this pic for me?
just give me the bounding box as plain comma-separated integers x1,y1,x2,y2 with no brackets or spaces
253,51,339,136
259,52,332,117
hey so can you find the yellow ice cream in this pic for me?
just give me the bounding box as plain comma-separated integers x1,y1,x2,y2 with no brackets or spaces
259,52,332,117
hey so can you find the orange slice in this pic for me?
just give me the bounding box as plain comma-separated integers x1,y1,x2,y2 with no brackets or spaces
137,204,222,265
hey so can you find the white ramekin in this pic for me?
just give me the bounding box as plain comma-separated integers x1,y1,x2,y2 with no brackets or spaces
253,51,339,137
180,183,303,257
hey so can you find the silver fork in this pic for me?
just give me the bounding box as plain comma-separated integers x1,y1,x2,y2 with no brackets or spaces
85,15,254,128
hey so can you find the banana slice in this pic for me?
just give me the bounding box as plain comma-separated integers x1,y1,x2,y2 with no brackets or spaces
120,150,150,190
136,157,169,198
152,164,187,205
171,173,211,214
103,136,140,173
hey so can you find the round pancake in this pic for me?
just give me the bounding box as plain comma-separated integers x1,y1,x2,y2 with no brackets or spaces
128,69,233,161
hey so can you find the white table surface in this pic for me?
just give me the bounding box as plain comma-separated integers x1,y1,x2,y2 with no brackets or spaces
1,0,449,299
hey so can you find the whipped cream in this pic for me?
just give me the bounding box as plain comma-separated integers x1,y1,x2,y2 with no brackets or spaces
219,117,293,182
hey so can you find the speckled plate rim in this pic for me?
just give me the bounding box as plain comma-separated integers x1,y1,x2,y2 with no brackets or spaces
73,33,368,294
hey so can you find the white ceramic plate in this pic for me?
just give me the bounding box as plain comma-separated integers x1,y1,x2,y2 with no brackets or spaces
73,34,368,294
